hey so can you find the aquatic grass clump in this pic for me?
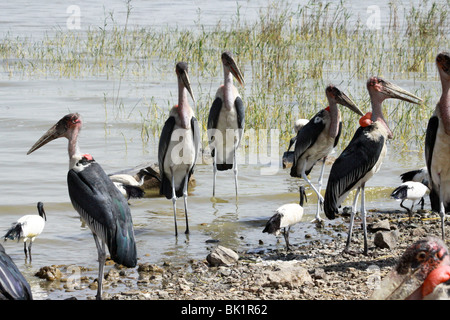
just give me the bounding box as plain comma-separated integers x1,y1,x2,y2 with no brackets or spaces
0,0,448,153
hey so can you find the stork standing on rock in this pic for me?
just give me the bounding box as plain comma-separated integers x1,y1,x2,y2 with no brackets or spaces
27,113,137,300
324,77,422,255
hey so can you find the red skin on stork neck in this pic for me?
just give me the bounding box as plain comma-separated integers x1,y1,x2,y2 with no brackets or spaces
368,82,394,139
175,85,193,130
438,65,450,135
324,105,340,139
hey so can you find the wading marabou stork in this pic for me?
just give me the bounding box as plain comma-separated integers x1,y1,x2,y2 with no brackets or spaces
390,181,429,219
0,244,32,300
290,85,364,222
27,113,137,300
371,237,450,300
425,52,450,240
207,51,245,198
324,77,422,255
4,202,46,261
158,62,200,236
263,186,307,251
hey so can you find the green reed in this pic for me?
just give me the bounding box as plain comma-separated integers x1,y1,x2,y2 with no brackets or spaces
0,0,448,153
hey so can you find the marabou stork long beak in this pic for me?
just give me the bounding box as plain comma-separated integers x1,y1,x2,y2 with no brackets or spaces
371,237,450,300
222,51,245,86
27,113,81,155
377,78,423,104
176,62,195,104
327,85,364,116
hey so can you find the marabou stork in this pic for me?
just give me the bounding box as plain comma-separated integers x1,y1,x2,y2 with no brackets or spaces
390,181,429,219
158,62,200,236
324,77,422,255
207,51,245,198
290,85,364,222
263,186,307,251
0,243,32,300
4,202,46,261
371,237,450,300
425,52,450,240
27,113,137,300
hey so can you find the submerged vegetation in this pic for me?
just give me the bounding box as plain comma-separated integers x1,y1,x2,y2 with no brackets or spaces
0,0,448,152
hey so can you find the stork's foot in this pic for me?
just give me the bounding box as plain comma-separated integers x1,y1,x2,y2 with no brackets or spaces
311,218,324,228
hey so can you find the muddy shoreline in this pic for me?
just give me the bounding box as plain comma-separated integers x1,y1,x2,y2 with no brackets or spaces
34,208,445,301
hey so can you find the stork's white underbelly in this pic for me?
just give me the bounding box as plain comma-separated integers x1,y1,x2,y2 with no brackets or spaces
211,106,241,164
430,124,450,203
164,126,196,189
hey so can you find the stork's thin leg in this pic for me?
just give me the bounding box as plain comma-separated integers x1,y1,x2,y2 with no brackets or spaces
28,241,33,261
400,200,413,221
233,150,238,198
300,162,324,205
93,234,106,300
439,187,446,240
171,172,178,237
345,187,360,253
312,157,326,222
183,172,190,234
361,185,368,256
213,150,217,197
23,242,28,260
283,227,291,251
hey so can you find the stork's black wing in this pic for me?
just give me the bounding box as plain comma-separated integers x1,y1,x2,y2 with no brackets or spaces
425,115,440,212
235,96,245,130
207,97,222,130
290,110,326,177
0,244,32,300
67,161,137,268
158,116,176,199
324,125,385,219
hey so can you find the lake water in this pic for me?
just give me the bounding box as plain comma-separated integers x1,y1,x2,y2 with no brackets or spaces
0,0,443,300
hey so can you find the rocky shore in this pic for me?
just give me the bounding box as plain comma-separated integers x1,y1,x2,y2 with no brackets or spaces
33,207,446,301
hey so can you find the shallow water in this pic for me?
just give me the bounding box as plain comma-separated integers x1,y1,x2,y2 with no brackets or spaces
0,0,441,300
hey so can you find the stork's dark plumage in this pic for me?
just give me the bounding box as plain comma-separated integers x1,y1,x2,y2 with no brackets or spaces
158,62,200,236
425,52,450,240
263,186,307,251
290,85,364,222
207,51,245,198
391,181,429,219
371,237,450,300
27,113,137,300
4,202,46,261
0,244,32,300
324,77,422,255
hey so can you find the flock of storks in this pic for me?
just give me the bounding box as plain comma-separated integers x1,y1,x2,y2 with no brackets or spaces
0,51,449,300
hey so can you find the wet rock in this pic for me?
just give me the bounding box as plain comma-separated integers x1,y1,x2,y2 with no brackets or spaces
35,266,62,281
369,219,391,232
206,245,239,267
137,263,165,274
374,230,399,249
260,261,312,289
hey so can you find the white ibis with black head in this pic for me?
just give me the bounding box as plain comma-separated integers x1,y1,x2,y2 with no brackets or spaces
425,52,450,240
109,168,151,200
27,113,137,300
371,237,450,300
158,62,200,236
324,77,422,255
390,181,429,220
4,201,46,261
207,51,245,198
0,243,32,300
400,166,430,209
290,85,364,222
263,186,307,251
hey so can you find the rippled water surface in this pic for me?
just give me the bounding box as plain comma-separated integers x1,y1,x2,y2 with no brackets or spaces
0,0,441,299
